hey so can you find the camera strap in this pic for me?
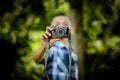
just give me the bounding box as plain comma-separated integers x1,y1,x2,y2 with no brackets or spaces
68,32,72,80
44,39,50,80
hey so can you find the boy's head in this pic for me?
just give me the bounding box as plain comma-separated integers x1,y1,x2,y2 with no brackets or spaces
50,15,74,34
51,15,71,28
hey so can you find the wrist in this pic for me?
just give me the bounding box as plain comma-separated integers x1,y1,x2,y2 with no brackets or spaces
41,46,45,51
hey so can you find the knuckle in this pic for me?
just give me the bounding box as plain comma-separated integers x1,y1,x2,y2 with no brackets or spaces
46,27,51,31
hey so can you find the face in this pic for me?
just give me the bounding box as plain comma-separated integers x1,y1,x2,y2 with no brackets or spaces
50,16,72,43
51,16,71,28
50,15,74,37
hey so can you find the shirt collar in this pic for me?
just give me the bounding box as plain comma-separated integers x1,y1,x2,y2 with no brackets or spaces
53,41,66,48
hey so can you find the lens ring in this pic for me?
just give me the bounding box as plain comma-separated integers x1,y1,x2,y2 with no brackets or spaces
56,28,65,37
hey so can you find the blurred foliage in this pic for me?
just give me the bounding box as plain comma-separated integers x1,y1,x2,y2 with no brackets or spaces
83,0,120,79
0,0,120,80
0,0,70,80
83,0,120,55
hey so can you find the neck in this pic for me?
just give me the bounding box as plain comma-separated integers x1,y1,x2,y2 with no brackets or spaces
61,38,69,47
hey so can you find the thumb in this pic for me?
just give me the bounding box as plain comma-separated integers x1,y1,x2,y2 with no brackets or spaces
49,38,62,47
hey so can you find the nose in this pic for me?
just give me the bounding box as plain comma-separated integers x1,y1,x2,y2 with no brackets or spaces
58,24,68,27
59,24,63,26
55,24,63,27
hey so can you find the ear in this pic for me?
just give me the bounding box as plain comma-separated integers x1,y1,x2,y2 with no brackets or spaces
69,26,74,34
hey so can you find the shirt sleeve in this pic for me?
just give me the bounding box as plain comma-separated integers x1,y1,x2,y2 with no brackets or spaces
71,52,78,80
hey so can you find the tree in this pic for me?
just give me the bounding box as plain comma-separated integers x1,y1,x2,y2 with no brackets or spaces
68,0,85,80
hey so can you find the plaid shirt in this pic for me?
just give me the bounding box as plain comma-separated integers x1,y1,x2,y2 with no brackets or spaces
42,41,78,80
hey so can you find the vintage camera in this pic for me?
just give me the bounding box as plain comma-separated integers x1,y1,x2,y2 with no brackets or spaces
50,26,70,38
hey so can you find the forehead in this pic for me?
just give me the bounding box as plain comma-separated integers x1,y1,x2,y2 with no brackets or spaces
51,16,70,24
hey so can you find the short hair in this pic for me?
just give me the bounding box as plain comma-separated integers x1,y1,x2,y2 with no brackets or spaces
52,13,66,17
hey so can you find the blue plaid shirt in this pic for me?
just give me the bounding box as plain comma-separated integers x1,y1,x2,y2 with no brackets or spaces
41,41,78,80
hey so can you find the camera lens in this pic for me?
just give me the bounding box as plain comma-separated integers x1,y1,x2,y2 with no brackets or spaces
57,28,65,37
58,30,63,34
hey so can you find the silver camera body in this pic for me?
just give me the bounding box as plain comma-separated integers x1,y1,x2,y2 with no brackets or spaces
50,26,70,38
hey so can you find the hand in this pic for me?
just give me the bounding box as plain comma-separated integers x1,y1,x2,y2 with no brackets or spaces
41,26,51,48
41,26,62,48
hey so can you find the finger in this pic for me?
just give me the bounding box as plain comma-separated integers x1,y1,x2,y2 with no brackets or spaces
46,26,51,31
53,38,62,41
49,38,62,46
46,26,52,31
45,31,51,36
42,34,48,39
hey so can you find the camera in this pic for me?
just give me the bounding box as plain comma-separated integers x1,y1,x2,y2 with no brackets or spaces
50,26,70,38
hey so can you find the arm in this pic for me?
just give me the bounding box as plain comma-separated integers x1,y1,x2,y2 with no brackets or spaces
33,38,62,63
33,26,62,63
33,26,51,63
33,46,45,63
